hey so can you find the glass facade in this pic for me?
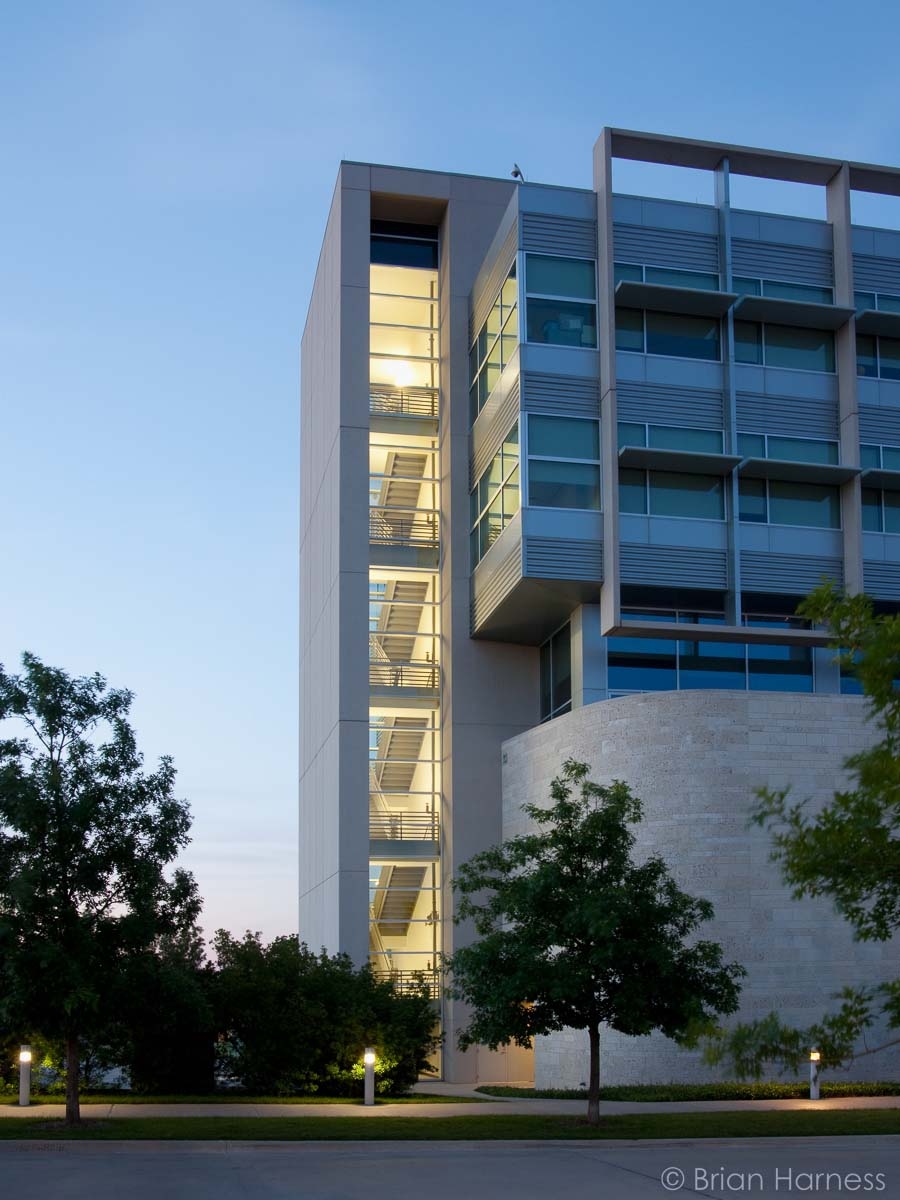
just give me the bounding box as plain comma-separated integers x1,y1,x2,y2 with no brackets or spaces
470,423,520,564
619,422,724,452
469,263,518,421
527,415,601,509
368,225,443,1045
525,254,597,347
540,623,572,721
614,262,720,290
608,611,814,696
734,275,834,305
737,432,839,464
856,333,900,380
616,308,720,360
620,470,725,520
735,321,835,372
738,479,840,528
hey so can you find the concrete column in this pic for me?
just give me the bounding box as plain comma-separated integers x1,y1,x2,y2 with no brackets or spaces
827,162,863,595
716,157,742,627
570,605,606,708
593,129,620,637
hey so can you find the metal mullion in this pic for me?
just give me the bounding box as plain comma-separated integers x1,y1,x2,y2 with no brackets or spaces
370,290,439,303
369,353,439,366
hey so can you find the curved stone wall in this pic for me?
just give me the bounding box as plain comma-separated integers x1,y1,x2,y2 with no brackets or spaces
500,691,900,1086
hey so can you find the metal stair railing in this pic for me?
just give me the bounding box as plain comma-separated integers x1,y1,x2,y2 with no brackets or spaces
369,660,440,691
369,385,438,419
369,811,439,842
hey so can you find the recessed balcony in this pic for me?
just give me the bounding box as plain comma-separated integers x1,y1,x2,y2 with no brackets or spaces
369,810,439,859
369,507,439,568
369,385,439,435
369,658,439,704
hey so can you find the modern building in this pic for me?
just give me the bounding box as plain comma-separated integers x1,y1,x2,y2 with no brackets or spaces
299,129,900,1084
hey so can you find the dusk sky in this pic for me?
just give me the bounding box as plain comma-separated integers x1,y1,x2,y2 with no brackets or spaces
3,0,900,943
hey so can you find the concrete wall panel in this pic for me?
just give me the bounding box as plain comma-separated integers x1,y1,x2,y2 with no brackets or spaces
502,692,900,1086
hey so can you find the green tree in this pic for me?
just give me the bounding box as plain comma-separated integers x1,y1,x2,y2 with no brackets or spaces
110,928,216,1095
213,932,438,1096
0,653,200,1123
708,585,900,1077
445,760,745,1125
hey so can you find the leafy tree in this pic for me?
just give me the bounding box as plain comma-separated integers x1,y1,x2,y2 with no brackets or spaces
0,653,200,1123
445,760,745,1125
708,585,900,1077
110,930,216,1095
213,932,438,1096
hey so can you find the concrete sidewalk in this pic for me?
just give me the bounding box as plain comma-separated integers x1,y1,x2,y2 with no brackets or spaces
2,1094,900,1119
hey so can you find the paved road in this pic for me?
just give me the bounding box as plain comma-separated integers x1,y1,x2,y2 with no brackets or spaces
2,1138,900,1199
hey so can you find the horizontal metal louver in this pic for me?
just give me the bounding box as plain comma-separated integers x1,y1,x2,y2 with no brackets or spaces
613,224,719,272
859,406,900,446
617,381,724,428
471,379,520,488
620,544,726,589
521,372,600,417
863,560,900,600
740,551,842,593
471,542,522,632
736,392,839,439
731,239,833,286
524,537,602,581
853,255,900,294
470,222,518,342
520,213,597,258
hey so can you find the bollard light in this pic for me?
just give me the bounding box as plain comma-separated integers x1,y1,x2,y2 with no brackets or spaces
363,1047,376,1107
18,1046,32,1108
809,1050,821,1101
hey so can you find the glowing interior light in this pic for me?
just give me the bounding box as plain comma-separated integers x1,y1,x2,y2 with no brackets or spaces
390,360,415,388
809,1050,821,1062
363,1050,376,1066
18,1050,31,1064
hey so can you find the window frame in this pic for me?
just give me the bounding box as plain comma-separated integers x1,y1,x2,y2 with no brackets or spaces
607,607,815,696
733,274,835,305
618,421,724,454
861,486,900,535
469,261,519,424
615,306,722,362
613,260,721,292
524,252,598,350
526,413,601,512
540,621,572,721
736,431,840,465
734,319,837,374
469,422,520,566
737,477,842,530
855,332,900,382
618,469,727,522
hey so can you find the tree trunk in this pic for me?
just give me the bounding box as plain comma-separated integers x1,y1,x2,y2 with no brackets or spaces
65,1032,80,1126
587,1023,600,1126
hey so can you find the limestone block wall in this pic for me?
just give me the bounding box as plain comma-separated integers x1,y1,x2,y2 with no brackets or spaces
501,691,900,1087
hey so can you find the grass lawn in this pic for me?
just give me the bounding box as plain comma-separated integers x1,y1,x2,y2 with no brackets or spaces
477,1082,900,1102
0,1110,898,1140
0,1092,468,1107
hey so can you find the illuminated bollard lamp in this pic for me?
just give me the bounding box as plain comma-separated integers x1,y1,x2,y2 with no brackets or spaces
18,1046,32,1107
809,1049,821,1101
363,1048,376,1107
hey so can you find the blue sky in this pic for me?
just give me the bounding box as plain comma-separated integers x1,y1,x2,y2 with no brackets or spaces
3,0,900,942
